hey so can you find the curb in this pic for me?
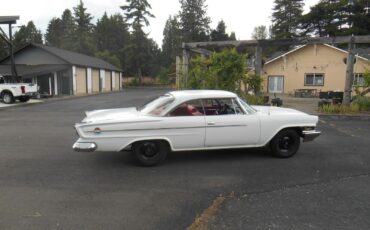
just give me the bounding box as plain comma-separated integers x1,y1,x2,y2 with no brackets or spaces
0,100,44,111
317,113,370,120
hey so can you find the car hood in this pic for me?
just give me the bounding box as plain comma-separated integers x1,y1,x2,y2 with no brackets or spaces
82,107,142,123
252,106,307,116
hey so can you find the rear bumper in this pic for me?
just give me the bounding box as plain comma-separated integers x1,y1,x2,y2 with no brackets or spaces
302,130,321,142
73,142,97,152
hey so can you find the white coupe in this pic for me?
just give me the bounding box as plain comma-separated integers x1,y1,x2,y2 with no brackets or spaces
73,90,321,166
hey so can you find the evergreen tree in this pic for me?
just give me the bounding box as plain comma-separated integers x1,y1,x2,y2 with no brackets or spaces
45,18,64,47
120,0,158,78
95,13,129,54
229,32,236,41
0,39,8,60
271,0,304,39
251,25,268,40
178,0,211,42
120,0,154,29
162,15,181,66
72,0,96,55
210,20,230,41
301,0,370,36
12,21,43,49
60,9,75,49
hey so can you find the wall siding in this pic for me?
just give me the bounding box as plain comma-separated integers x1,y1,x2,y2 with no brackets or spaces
92,69,100,93
105,71,112,92
262,44,370,94
76,67,87,95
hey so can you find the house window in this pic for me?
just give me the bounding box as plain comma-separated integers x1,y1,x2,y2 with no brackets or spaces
305,73,324,86
353,73,365,86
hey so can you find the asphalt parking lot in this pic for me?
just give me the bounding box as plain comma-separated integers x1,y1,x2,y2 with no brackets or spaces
0,88,369,230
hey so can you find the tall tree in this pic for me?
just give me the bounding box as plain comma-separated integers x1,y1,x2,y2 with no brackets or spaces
162,15,181,66
60,9,75,49
178,0,211,42
210,20,233,41
120,0,156,79
0,37,8,60
12,21,43,49
95,13,129,53
45,17,64,47
271,0,304,39
251,25,268,40
72,0,96,55
121,0,154,29
300,0,370,36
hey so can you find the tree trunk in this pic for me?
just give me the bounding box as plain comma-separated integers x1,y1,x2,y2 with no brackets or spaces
138,68,142,85
343,37,355,105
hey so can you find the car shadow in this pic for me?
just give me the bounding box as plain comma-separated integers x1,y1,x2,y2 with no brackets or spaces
165,147,271,165
91,147,272,168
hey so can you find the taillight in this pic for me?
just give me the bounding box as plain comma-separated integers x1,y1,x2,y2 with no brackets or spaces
21,86,26,94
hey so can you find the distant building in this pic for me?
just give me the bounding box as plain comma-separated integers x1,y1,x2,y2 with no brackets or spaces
0,43,123,96
262,44,369,94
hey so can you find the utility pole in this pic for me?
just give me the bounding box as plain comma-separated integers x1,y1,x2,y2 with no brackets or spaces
0,16,19,83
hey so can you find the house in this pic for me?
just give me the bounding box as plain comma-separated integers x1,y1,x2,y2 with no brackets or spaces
262,43,369,95
0,43,123,96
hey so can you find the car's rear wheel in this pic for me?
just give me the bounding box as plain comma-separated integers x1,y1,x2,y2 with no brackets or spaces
270,129,300,158
132,140,169,166
2,92,15,104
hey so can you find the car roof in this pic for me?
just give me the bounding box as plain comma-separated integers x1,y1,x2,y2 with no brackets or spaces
168,90,237,101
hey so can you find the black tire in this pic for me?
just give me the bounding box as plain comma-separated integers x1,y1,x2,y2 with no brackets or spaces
19,96,30,102
132,140,169,166
1,92,15,104
270,129,300,158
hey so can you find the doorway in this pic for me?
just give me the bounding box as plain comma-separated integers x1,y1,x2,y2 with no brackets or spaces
268,76,284,93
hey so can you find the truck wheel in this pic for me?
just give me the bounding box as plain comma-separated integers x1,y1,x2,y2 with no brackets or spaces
270,129,300,158
2,92,15,104
19,96,30,102
132,140,169,166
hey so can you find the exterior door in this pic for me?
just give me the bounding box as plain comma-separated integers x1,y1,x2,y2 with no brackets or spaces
203,98,260,147
268,76,284,93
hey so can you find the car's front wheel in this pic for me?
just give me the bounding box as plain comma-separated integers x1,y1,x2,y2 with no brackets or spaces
132,140,169,166
270,129,300,158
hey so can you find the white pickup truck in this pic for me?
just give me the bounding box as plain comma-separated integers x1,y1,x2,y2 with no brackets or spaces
0,76,38,104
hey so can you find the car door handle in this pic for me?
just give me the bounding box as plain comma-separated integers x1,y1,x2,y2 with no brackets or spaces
207,121,215,125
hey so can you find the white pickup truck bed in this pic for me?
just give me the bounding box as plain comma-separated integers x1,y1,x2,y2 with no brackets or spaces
0,80,38,104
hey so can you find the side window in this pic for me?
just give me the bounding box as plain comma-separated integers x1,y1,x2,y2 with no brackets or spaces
168,100,204,116
202,98,236,115
233,99,245,114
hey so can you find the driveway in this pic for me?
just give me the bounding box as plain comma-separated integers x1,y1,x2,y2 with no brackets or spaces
0,88,369,230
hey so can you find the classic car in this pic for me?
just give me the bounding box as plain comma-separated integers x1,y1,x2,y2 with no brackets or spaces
73,90,321,166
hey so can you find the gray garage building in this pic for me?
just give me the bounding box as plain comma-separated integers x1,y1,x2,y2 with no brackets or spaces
0,43,123,95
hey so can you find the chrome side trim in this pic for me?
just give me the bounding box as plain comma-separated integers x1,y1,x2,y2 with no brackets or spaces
73,142,97,152
302,130,321,142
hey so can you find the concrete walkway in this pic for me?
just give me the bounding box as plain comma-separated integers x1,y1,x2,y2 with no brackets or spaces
272,94,320,114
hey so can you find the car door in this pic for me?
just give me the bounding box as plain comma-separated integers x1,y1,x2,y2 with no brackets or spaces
203,98,260,147
164,99,206,150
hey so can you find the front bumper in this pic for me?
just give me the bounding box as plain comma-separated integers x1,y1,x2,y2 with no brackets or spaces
302,130,321,142
73,142,97,152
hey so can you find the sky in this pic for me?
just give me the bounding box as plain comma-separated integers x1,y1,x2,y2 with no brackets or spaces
0,0,320,47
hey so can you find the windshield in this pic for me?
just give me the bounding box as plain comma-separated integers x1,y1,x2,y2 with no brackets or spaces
237,97,257,114
140,94,175,116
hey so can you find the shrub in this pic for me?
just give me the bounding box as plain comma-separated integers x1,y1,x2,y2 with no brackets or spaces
240,93,265,105
187,48,245,91
243,74,263,95
157,67,170,85
352,96,370,111
318,104,360,114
